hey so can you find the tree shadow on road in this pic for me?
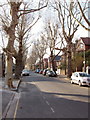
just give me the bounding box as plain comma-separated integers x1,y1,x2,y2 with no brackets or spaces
42,91,90,99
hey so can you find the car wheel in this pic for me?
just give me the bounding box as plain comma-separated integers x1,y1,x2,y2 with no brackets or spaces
71,80,74,84
78,81,82,86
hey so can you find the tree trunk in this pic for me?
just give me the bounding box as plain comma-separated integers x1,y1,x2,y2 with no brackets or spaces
64,52,67,75
5,54,13,87
4,2,21,87
67,42,72,77
15,38,23,79
39,58,42,69
52,59,55,72
42,60,44,70
15,55,23,79
51,50,56,72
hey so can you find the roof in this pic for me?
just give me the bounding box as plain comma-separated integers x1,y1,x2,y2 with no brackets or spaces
81,37,90,45
54,56,61,61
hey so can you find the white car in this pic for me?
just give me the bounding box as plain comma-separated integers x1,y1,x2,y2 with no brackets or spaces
21,69,30,76
71,72,90,86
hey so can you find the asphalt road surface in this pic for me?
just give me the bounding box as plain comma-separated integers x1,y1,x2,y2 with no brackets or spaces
3,71,90,119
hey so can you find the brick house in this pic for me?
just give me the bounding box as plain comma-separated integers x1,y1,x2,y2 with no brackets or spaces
48,55,61,70
76,37,90,51
76,37,90,73
56,38,90,74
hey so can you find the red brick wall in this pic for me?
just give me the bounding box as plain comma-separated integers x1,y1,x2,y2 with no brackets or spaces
85,45,90,50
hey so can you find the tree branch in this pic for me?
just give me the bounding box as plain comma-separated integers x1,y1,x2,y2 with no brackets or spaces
23,17,39,36
77,0,90,26
71,9,90,31
18,2,48,17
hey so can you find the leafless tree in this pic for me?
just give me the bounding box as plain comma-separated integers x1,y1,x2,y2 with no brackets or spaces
27,47,39,70
0,0,48,88
45,21,59,71
71,0,90,31
33,35,48,69
52,0,82,77
14,5,40,79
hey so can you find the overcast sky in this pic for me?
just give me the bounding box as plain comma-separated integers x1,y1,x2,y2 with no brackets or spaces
0,0,90,55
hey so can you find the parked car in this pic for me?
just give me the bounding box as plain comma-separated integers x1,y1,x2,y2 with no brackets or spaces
46,70,57,77
71,72,90,86
35,69,40,73
43,69,48,76
21,69,30,76
39,69,43,74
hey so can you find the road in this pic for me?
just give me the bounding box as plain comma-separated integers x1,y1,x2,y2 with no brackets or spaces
2,71,90,119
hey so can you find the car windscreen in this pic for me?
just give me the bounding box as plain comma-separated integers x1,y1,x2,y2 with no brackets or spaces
23,70,29,72
50,71,55,74
79,73,90,77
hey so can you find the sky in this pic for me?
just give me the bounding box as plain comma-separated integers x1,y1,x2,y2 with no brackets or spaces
0,0,90,57
29,18,89,58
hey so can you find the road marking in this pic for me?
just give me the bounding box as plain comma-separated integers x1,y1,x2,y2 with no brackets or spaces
42,95,55,113
13,94,20,120
43,96,45,99
46,101,50,106
51,107,55,113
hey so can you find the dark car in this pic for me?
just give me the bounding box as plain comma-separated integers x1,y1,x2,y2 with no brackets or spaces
43,69,48,76
46,70,57,77
39,69,43,74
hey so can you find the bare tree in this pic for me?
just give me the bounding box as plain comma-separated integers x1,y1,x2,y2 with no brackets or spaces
45,21,59,72
2,1,22,88
71,0,90,31
27,47,39,70
52,0,82,77
33,35,48,69
14,6,40,79
0,0,48,88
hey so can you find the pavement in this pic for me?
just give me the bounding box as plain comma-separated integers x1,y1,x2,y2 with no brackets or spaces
0,77,21,91
0,77,21,119
57,74,70,81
